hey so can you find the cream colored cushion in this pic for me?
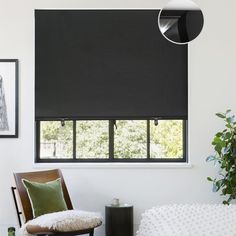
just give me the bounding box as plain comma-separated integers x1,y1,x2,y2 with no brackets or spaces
19,210,102,236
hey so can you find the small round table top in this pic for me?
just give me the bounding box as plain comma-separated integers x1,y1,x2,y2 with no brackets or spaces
106,203,133,208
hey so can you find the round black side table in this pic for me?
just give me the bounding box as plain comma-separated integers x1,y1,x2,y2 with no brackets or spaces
105,204,133,236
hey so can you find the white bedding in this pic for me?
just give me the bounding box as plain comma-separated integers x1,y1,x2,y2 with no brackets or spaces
137,204,236,236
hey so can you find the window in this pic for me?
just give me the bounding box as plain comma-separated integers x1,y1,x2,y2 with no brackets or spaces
36,120,187,162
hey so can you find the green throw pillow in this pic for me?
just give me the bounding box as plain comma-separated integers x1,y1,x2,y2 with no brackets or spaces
22,178,68,218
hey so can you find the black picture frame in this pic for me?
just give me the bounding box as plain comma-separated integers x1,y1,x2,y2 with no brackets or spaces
0,59,19,138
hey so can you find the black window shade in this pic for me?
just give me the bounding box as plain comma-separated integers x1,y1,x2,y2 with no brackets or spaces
160,10,204,44
35,10,188,120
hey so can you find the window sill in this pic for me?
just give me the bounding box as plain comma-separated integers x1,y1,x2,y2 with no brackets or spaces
33,162,193,169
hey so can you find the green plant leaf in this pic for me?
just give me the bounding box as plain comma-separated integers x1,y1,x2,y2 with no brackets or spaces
232,149,236,157
214,144,222,154
207,109,236,205
226,116,235,124
212,136,221,145
221,141,227,148
216,113,226,119
207,177,213,181
206,155,216,162
216,132,223,137
212,182,219,192
223,200,229,205
216,179,224,188
225,132,231,139
223,146,230,155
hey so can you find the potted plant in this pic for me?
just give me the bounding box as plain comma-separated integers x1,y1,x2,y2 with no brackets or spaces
206,110,236,204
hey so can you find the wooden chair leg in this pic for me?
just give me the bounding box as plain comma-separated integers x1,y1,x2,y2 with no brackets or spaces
89,229,94,236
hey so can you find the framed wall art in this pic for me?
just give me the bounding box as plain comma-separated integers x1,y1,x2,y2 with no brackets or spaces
0,59,18,138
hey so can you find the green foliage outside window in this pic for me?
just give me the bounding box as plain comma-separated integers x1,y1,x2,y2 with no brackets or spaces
76,121,109,158
114,120,147,159
40,120,183,159
150,120,183,158
40,121,73,158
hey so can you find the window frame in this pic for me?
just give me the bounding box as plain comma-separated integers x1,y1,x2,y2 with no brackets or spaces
35,119,188,163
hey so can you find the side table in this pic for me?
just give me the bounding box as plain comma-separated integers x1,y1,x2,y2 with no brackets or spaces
105,204,133,236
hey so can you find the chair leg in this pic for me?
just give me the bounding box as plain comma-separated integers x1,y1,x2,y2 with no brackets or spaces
89,229,94,236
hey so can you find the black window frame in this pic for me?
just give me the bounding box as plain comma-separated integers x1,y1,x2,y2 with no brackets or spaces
35,119,188,163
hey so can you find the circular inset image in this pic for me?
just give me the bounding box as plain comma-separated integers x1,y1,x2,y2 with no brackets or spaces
158,0,204,44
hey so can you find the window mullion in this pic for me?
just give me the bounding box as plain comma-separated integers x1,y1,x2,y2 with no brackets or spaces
109,120,114,160
183,120,187,162
73,120,76,160
36,121,41,162
147,120,150,159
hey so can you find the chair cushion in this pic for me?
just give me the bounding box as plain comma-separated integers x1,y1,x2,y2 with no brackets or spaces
19,210,102,235
22,178,68,218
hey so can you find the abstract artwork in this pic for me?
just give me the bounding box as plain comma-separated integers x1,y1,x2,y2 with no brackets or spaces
0,75,9,130
0,60,18,138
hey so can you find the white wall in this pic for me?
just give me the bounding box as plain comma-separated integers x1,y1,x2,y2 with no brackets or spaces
1,0,236,235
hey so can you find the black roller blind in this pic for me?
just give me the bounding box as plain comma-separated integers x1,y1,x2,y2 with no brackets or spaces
35,10,188,120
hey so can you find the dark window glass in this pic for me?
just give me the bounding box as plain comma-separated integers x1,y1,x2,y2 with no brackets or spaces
39,121,73,159
114,120,147,159
76,121,109,159
37,120,186,162
150,120,183,159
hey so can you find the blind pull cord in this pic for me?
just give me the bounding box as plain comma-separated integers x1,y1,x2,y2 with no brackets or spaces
61,119,65,127
113,120,117,129
154,118,159,126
